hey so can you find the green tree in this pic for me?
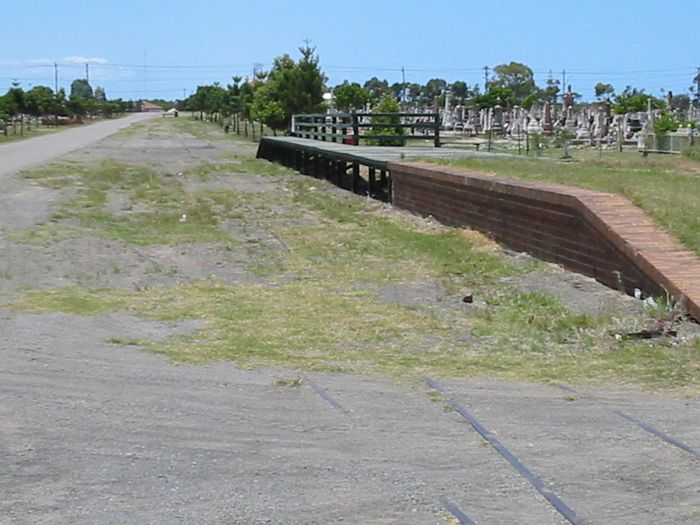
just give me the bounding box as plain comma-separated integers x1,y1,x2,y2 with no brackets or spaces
220,78,241,116
250,82,286,131
0,93,16,120
24,86,55,117
450,81,471,104
185,84,227,115
363,77,390,101
491,62,536,103
70,78,93,100
68,95,93,116
421,78,447,104
541,77,560,104
94,87,107,102
389,82,406,102
250,44,326,132
406,83,422,104
669,93,691,112
612,87,664,114
54,88,69,117
472,86,515,109
333,81,370,112
237,80,256,120
594,82,615,100
294,44,326,113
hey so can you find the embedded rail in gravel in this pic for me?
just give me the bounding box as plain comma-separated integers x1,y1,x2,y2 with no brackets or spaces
306,376,347,413
443,499,477,525
556,384,700,460
427,377,585,525
305,377,480,524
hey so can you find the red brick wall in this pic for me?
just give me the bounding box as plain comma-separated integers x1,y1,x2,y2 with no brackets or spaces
390,162,700,319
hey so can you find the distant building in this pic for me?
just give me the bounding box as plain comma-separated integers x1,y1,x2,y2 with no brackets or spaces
138,100,164,112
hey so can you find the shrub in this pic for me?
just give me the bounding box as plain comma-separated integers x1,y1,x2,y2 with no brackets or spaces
367,96,406,146
653,113,682,135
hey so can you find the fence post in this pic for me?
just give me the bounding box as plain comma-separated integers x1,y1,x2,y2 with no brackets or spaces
434,113,441,147
352,112,359,146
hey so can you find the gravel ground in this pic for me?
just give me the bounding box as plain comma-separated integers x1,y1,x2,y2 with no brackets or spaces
1,117,698,525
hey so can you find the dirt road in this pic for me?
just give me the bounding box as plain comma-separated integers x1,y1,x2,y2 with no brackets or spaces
0,113,157,178
1,118,698,525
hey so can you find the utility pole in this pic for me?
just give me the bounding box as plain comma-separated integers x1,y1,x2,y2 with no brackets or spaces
54,62,58,127
561,69,566,96
85,63,89,84
696,66,700,107
401,67,406,105
483,66,489,90
143,49,148,101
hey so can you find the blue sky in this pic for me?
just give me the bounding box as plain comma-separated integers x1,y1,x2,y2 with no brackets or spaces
2,0,698,101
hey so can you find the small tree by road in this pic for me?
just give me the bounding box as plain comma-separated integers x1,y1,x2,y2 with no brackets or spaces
251,44,326,134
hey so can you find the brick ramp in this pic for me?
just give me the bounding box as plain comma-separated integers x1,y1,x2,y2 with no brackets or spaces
389,162,700,320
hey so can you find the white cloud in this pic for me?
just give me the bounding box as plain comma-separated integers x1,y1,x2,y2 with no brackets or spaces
64,56,109,65
0,58,49,67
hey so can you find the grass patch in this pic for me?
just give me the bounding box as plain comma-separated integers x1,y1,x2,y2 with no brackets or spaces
22,159,239,245
9,281,699,390
106,337,144,346
274,377,304,387
9,117,698,392
472,291,600,344
12,286,131,315
683,144,700,161
281,178,536,287
438,155,700,256
8,224,75,246
188,157,293,179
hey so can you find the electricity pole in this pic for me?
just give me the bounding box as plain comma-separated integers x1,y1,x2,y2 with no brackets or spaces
483,66,489,90
85,63,89,84
401,67,406,106
561,69,567,105
54,62,58,127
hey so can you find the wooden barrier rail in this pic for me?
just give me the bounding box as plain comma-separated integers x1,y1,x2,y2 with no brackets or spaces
292,112,441,147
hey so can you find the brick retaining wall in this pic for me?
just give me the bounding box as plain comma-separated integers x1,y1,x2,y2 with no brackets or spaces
389,162,700,320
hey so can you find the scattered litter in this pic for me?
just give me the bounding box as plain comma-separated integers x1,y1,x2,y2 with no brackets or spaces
643,296,658,308
179,214,187,223
462,292,474,304
634,288,642,300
